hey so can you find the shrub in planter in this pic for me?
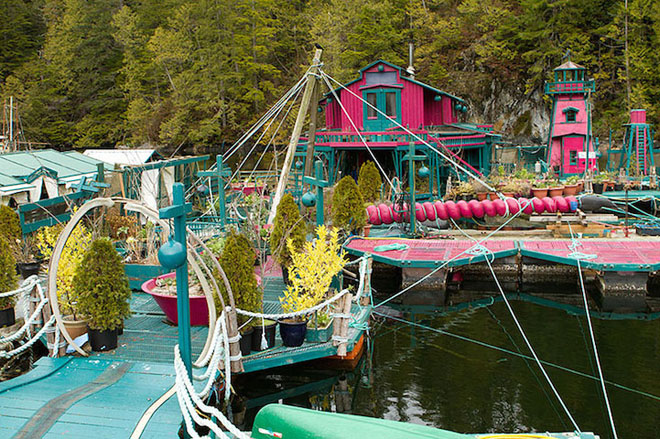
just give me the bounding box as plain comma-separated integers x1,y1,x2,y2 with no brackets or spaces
0,205,21,253
279,226,347,347
73,238,131,351
0,237,18,327
332,176,366,234
269,193,305,276
357,161,382,203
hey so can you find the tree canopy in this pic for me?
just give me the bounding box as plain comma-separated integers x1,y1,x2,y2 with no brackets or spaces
1,0,659,150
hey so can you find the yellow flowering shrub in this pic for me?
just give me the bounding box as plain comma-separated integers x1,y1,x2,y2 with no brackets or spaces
279,226,347,319
37,223,93,318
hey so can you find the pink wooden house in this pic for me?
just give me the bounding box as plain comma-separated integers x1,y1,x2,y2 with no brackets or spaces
311,60,500,193
544,59,598,176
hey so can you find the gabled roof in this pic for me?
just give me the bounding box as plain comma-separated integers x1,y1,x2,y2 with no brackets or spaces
562,106,580,113
325,60,466,104
554,60,584,70
0,149,103,182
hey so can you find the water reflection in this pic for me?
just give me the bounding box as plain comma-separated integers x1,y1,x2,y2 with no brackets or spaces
235,300,660,439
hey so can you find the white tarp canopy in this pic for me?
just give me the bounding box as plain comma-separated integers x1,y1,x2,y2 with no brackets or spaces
83,149,157,167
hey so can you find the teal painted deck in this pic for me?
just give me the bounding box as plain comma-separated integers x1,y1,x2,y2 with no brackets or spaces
0,274,371,437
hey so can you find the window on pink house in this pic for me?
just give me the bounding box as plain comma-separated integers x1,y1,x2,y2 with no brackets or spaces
566,110,577,123
385,92,396,117
569,150,578,165
367,93,377,118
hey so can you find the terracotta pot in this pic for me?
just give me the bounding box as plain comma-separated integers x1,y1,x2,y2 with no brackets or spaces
476,192,487,201
502,192,515,198
577,181,584,192
548,186,564,197
63,316,88,339
531,188,548,198
488,192,498,201
563,184,578,196
363,224,372,237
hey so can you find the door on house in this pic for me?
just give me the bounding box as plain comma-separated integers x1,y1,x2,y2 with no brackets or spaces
562,136,584,175
363,88,401,132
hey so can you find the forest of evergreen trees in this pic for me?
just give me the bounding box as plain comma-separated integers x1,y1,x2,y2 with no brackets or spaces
1,0,659,152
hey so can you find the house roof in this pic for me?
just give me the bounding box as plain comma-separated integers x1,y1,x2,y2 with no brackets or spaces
83,149,159,167
326,60,466,104
554,60,584,70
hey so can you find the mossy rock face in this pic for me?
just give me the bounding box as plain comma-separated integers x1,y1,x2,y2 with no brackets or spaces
217,230,261,325
332,176,366,233
0,237,18,309
269,193,305,267
73,238,131,330
357,161,382,203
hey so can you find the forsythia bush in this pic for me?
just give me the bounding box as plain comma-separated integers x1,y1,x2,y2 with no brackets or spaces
37,223,93,318
279,226,347,319
0,238,18,310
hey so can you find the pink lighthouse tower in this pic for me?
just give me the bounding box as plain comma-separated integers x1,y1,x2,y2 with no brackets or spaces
545,53,597,177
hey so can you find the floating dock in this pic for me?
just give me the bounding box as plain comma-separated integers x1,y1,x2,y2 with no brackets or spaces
345,237,660,312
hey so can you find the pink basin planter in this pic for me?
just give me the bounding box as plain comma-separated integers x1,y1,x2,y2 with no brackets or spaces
141,271,263,326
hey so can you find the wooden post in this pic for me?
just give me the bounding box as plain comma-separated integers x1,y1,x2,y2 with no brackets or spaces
225,309,244,373
267,48,323,224
41,299,65,356
333,293,353,357
360,258,373,307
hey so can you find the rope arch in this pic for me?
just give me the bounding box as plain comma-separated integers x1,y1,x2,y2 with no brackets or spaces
47,197,237,362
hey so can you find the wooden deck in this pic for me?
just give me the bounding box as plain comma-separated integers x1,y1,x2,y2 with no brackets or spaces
0,272,370,437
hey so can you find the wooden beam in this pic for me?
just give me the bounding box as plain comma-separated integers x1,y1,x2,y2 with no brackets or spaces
268,48,323,224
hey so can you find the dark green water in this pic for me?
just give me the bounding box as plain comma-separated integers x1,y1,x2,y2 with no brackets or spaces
235,300,660,438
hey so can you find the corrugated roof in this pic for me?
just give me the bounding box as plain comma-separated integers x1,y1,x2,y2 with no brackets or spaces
0,149,103,186
83,149,157,167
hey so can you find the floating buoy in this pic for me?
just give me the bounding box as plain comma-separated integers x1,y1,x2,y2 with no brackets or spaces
434,201,448,220
423,202,436,221
493,198,507,216
542,196,556,213
553,196,570,213
379,203,393,224
415,203,427,222
445,200,461,220
506,197,520,215
482,199,497,217
519,198,534,215
468,199,484,218
366,205,381,225
456,200,472,218
532,197,545,214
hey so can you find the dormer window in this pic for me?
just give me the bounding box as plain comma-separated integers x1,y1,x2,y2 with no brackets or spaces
563,107,579,123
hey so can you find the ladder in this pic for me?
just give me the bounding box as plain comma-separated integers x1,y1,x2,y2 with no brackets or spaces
635,125,647,174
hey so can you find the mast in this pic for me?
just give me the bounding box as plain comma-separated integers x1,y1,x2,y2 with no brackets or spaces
267,48,323,224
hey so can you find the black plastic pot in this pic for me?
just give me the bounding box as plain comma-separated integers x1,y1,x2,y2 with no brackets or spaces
592,183,604,194
278,319,307,347
0,307,15,328
17,261,41,278
251,321,277,351
239,327,254,356
614,183,624,191
281,265,290,285
88,327,118,351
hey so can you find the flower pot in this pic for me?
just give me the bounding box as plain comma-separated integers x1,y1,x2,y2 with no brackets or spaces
476,192,487,201
141,273,209,326
305,322,333,343
88,327,118,351
278,319,307,347
531,188,548,198
577,181,584,192
0,307,15,328
593,183,604,194
502,192,515,198
488,192,498,201
548,186,564,197
63,316,88,339
251,320,277,351
614,183,624,191
563,184,578,196
363,224,372,237
17,261,41,279
239,326,253,357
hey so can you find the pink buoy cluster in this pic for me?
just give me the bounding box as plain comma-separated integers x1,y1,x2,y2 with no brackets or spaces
366,196,578,225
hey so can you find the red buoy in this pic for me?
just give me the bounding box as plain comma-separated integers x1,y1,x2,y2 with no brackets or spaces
519,198,534,215
493,198,507,216
542,197,556,213
434,201,448,220
468,199,485,218
482,199,497,217
532,197,545,214
456,200,472,218
423,202,436,221
415,202,427,222
505,197,520,215
445,200,461,220
379,203,393,224
553,196,570,213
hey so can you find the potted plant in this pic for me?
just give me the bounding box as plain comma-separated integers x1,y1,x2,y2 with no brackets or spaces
73,238,131,351
357,161,383,203
219,231,262,356
592,174,607,194
142,271,209,326
279,226,347,347
306,309,334,343
532,180,548,198
471,180,489,201
269,193,306,284
15,235,42,279
563,175,580,196
37,223,93,339
500,180,519,198
122,220,168,290
0,238,18,328
251,318,277,352
332,176,367,234
547,180,564,197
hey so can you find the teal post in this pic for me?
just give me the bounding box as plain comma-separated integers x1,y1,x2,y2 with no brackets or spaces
96,162,104,183
216,155,226,229
302,159,330,226
159,183,193,378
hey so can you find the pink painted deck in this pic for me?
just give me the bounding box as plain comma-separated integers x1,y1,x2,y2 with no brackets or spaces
520,240,660,271
345,238,517,268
